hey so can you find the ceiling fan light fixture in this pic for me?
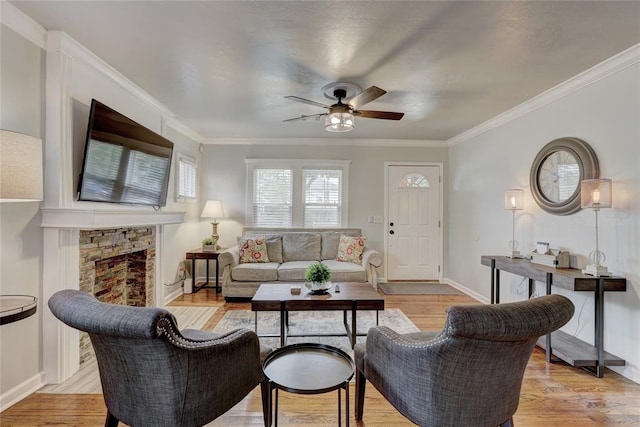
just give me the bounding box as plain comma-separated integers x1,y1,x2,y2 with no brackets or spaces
325,112,354,132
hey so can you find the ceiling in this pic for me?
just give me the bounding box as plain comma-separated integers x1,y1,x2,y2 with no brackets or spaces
11,1,640,142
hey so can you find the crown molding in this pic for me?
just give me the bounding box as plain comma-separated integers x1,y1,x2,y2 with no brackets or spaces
1,2,47,49
47,31,176,119
203,137,447,148
166,118,205,143
447,43,640,147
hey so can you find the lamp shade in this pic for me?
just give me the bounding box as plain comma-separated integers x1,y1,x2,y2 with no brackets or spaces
504,189,524,210
200,200,225,219
0,130,43,202
581,179,612,209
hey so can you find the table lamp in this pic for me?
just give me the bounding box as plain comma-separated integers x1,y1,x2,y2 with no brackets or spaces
580,179,612,277
200,200,225,245
504,189,524,258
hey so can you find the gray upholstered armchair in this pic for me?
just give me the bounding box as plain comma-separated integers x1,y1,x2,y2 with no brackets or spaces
48,289,269,427
354,294,574,427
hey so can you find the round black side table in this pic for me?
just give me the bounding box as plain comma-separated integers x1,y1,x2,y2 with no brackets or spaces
0,295,37,325
262,342,355,427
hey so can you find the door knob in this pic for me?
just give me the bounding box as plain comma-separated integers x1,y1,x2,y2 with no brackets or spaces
389,222,394,226
389,230,395,235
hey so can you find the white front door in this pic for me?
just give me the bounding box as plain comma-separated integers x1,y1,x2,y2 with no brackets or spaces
386,164,442,281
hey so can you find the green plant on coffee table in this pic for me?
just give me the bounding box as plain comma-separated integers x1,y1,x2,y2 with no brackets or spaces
305,262,331,284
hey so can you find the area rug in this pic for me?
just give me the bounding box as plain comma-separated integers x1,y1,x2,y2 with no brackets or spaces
378,282,462,295
38,306,218,394
211,308,420,355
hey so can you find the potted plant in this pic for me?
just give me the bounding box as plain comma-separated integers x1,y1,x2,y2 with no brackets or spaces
202,236,219,252
305,262,332,294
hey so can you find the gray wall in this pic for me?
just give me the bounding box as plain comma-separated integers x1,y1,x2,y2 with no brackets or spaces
199,143,448,275
447,61,640,382
0,25,45,396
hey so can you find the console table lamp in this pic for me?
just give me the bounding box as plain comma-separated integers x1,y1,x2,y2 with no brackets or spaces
0,130,43,202
581,179,612,277
504,189,524,258
200,200,225,242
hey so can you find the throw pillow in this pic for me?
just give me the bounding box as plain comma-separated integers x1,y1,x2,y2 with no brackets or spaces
336,235,366,264
238,237,270,263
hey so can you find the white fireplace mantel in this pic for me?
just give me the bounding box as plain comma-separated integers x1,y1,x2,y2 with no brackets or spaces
41,208,185,229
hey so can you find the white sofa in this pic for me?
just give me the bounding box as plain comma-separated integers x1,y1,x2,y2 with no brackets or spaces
218,227,383,299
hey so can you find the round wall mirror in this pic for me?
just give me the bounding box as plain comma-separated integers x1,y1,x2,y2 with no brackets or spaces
530,137,599,215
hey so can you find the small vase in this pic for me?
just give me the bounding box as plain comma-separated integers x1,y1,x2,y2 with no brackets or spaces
202,245,216,252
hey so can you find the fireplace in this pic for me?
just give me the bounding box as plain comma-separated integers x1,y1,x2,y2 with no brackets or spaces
78,227,156,365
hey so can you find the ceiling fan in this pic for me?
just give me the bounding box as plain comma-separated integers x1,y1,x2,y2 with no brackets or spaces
283,84,404,132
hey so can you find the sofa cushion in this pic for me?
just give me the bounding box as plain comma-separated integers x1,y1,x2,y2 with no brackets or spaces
282,233,321,262
238,237,270,263
336,235,366,264
231,262,279,281
322,260,367,282
277,261,317,281
321,230,362,260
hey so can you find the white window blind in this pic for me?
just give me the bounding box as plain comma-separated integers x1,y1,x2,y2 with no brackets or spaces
177,155,197,201
253,168,293,227
246,159,350,227
303,169,342,227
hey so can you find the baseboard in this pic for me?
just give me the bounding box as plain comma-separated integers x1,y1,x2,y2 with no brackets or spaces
442,277,488,304
0,372,45,413
164,286,184,305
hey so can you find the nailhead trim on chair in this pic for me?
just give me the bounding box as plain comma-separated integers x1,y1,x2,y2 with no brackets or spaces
157,316,253,350
375,324,452,349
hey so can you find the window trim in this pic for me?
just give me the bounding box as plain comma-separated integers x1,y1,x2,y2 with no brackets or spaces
175,153,197,202
246,159,351,227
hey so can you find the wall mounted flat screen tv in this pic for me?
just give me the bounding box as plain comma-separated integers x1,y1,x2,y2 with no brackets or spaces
77,99,174,207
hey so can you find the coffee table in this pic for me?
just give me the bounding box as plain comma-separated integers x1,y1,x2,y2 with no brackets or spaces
251,282,384,348
262,343,355,427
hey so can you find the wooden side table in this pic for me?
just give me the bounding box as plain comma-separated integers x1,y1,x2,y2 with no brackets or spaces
185,249,223,293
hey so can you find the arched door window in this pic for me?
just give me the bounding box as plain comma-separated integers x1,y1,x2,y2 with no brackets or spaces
398,172,430,188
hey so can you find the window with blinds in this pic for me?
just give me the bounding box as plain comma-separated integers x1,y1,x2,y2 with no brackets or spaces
246,159,350,228
303,169,342,227
253,168,293,227
177,154,197,201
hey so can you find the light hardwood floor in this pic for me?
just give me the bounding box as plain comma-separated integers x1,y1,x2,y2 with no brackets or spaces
2,289,639,426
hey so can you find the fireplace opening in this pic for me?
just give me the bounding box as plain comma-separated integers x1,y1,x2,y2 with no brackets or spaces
94,251,148,306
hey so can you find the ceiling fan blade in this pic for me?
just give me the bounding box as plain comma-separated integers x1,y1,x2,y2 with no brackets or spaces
284,96,329,109
283,113,327,122
354,110,404,120
348,86,386,109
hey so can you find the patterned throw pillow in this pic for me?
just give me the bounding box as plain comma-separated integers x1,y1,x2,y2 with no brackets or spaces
336,235,366,264
238,237,270,263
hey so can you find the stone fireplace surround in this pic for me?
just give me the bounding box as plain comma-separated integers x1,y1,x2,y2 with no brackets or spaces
78,227,156,365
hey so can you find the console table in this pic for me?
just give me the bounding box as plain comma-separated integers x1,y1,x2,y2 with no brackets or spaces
481,255,626,378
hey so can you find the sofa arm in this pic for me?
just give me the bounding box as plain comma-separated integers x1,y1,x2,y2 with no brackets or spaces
362,247,382,268
218,246,239,269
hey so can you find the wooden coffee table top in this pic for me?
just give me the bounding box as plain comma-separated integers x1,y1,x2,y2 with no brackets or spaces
251,282,384,311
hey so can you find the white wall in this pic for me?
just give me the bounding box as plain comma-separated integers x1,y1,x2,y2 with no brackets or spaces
1,7,204,406
447,57,640,383
199,143,448,277
0,24,46,405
